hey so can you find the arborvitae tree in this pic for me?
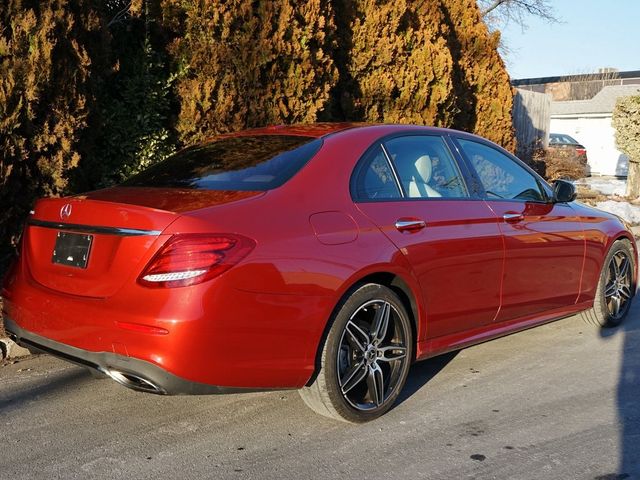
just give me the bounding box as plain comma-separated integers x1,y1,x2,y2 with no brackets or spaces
440,0,515,150
333,0,457,126
0,0,105,268
333,0,514,150
158,0,514,148
161,0,338,145
0,0,517,276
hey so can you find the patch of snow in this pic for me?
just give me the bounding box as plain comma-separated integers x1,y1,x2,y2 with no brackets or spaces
577,177,626,196
595,200,640,225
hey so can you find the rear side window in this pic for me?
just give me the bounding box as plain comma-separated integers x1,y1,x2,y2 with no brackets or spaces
352,146,402,200
383,135,468,199
123,135,322,191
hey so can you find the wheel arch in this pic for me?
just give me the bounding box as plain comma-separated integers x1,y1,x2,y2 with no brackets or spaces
362,272,420,343
609,232,638,287
305,268,422,386
581,232,637,327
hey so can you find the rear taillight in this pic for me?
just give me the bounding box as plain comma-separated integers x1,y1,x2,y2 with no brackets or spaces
138,233,255,288
576,148,587,156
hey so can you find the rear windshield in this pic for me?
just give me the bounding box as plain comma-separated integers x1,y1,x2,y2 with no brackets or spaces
123,135,322,191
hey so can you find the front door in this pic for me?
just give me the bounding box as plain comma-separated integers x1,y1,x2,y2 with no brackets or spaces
455,138,584,322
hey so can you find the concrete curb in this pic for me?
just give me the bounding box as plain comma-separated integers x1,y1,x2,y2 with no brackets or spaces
0,337,31,360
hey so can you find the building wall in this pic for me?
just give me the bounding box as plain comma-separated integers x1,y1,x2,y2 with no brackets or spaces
550,115,629,176
514,71,640,101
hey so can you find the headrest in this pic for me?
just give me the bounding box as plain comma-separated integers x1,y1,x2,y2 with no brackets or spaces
414,155,432,183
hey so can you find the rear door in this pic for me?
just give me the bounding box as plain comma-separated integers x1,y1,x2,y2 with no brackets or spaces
353,134,504,340
453,137,584,322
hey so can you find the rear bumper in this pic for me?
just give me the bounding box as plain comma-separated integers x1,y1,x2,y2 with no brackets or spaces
2,260,330,389
4,316,270,395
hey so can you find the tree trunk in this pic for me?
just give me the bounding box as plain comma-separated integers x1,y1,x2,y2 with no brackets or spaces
626,160,640,198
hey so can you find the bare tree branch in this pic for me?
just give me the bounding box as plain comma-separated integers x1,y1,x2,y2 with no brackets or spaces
478,0,559,30
481,0,509,16
107,1,132,28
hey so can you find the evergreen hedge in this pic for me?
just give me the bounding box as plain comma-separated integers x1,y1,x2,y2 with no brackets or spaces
0,0,105,269
0,0,515,274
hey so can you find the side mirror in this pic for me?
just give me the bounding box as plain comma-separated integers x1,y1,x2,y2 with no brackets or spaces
552,179,577,203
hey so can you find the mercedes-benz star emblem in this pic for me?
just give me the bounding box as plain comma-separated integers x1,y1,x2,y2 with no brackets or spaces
60,203,72,221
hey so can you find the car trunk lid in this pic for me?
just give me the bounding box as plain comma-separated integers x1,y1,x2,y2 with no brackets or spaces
24,188,263,298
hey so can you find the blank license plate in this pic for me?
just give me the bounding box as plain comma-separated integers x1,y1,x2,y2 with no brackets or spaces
52,232,93,269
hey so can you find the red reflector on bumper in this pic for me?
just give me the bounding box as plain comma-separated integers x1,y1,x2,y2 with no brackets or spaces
115,321,169,335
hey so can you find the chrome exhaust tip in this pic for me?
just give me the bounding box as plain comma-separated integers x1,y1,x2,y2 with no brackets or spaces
105,369,166,395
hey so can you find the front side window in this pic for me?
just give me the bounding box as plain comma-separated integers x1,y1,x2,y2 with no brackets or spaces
383,136,468,199
457,139,546,202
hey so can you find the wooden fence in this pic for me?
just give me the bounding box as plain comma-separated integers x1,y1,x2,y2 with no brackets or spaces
512,88,551,159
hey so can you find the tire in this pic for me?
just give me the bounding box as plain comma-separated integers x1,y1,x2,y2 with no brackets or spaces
299,283,413,423
582,239,636,328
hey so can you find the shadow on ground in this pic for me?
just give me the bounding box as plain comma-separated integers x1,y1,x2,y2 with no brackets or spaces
0,366,90,414
600,290,640,478
395,351,458,406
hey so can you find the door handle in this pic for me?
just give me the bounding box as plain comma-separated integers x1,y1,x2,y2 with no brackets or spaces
503,212,524,223
395,218,426,233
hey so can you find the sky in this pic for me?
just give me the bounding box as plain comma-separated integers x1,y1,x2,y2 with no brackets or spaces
499,0,640,80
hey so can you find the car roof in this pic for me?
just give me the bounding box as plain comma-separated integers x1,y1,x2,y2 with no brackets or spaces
224,123,363,138
229,123,481,139
550,133,578,140
198,123,498,155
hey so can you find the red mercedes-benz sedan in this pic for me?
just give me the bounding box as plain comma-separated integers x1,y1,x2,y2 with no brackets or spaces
2,124,636,422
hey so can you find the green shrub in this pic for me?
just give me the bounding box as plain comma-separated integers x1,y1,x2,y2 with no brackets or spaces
70,2,177,191
613,95,640,197
613,95,640,161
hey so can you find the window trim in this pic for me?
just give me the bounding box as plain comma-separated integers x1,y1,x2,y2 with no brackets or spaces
379,143,406,198
350,132,477,203
450,134,554,204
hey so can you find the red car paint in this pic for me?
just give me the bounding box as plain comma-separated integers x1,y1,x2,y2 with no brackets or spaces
2,124,636,392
